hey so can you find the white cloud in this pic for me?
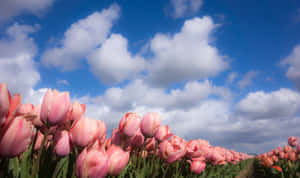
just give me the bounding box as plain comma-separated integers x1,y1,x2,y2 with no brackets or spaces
0,23,41,98
170,0,203,18
87,34,146,84
56,79,69,85
281,45,300,89
146,17,228,87
226,72,237,84
237,70,258,89
41,4,120,71
236,88,300,120
0,0,55,23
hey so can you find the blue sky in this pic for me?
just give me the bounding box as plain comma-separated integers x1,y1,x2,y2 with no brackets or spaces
1,0,300,154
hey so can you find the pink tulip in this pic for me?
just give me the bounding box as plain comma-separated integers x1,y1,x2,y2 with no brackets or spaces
128,128,144,147
154,125,172,142
53,130,71,156
16,103,34,115
288,151,297,162
76,148,109,178
111,129,125,147
186,140,202,158
0,83,10,124
278,151,285,159
106,145,130,176
145,137,156,151
119,112,141,137
284,145,292,153
0,116,34,157
296,145,300,154
40,89,70,126
32,104,43,127
70,102,86,121
159,136,186,163
288,136,299,147
140,112,161,137
70,116,104,147
188,160,206,175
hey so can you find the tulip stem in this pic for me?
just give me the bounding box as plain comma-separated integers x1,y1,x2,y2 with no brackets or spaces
163,164,170,178
71,147,79,178
52,158,61,178
32,128,49,178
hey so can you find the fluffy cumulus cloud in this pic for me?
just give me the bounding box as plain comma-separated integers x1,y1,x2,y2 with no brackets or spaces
170,0,203,18
237,70,258,89
87,34,146,84
235,88,300,120
146,17,228,87
0,0,55,23
281,45,300,89
0,23,41,99
41,4,120,71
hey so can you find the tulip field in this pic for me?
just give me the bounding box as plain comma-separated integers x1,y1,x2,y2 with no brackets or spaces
0,83,300,178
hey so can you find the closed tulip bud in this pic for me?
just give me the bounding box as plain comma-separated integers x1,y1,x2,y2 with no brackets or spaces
145,137,156,151
70,102,86,121
262,157,273,167
188,160,206,174
111,129,124,147
53,130,71,156
16,103,34,115
40,89,70,126
70,116,104,147
128,128,144,147
154,125,172,142
32,104,43,127
159,136,186,163
288,151,297,162
0,83,10,124
288,136,299,147
119,112,141,137
0,116,34,157
106,145,130,176
279,151,285,159
140,112,161,137
76,148,109,178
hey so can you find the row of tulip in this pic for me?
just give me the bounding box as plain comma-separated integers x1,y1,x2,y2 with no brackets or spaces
255,136,300,177
0,83,252,177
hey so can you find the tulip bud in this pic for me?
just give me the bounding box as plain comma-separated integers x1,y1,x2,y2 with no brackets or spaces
119,112,141,137
288,136,299,147
53,130,71,156
40,89,70,126
189,160,206,174
0,83,10,124
106,145,130,176
70,102,86,121
154,125,172,142
0,116,34,157
140,112,161,137
70,116,104,147
32,104,43,127
16,103,34,115
76,148,109,178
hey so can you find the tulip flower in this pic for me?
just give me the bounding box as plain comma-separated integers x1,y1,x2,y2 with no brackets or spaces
70,102,86,121
106,145,130,176
16,103,34,115
32,104,43,127
70,116,104,147
127,128,144,148
119,112,141,137
0,83,10,124
159,136,186,163
186,140,203,159
140,112,161,137
188,160,206,175
0,116,34,157
76,148,109,178
53,130,71,156
154,125,172,142
288,136,299,147
40,89,70,126
111,129,125,147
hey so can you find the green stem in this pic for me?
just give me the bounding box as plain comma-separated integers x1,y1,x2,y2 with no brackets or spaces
52,158,61,178
162,164,170,178
32,128,49,178
71,146,79,178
